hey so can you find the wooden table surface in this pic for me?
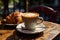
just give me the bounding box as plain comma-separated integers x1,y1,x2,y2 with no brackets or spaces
0,21,60,40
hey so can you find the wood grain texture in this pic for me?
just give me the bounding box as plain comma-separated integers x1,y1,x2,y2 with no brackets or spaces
0,21,60,40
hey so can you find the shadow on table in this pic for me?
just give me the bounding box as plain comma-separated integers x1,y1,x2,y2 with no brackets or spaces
0,25,17,30
6,30,44,40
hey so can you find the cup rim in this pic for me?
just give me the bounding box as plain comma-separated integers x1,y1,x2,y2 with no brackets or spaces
21,12,39,18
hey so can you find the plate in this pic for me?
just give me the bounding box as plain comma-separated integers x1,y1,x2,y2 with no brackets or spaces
3,24,18,27
4,24,17,25
3,24,17,28
16,23,46,34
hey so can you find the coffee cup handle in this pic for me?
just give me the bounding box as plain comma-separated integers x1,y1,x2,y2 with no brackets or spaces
37,17,43,24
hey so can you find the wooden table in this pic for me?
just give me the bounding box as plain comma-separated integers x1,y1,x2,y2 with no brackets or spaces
0,21,60,40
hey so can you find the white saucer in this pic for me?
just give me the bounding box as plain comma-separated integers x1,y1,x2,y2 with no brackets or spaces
16,23,46,34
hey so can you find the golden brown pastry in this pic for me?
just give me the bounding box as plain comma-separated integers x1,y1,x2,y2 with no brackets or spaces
2,11,23,24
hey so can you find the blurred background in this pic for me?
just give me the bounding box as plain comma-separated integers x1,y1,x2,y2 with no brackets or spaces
0,0,60,23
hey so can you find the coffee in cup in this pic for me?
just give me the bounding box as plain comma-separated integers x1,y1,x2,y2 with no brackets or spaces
21,12,43,31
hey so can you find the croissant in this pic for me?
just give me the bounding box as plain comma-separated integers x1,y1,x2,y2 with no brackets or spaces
2,11,23,24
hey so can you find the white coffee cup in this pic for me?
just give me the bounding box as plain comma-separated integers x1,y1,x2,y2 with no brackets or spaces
21,12,43,30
